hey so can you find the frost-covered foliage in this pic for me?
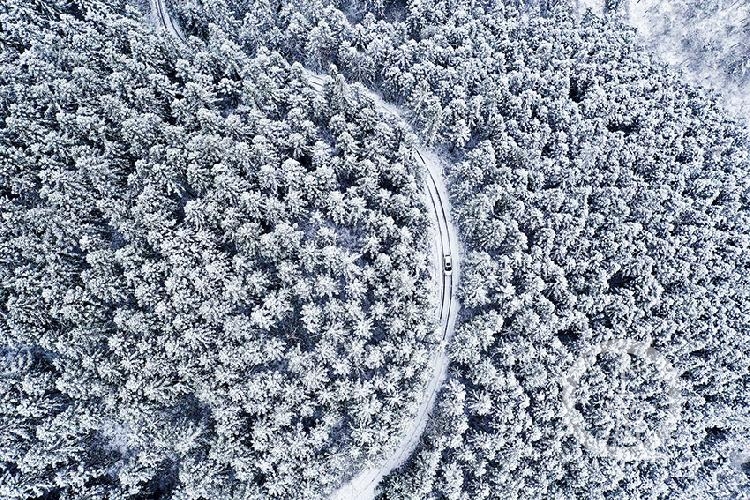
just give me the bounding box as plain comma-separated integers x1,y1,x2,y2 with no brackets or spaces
3,0,750,498
624,0,750,124
0,1,436,497
174,0,750,497
572,0,750,124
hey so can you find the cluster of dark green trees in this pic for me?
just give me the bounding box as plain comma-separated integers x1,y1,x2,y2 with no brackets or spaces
0,1,438,498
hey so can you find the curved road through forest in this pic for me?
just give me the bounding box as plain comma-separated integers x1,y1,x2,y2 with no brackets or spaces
309,73,460,500
151,3,459,498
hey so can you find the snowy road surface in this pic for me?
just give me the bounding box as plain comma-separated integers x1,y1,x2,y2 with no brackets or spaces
152,4,460,499
307,73,460,500
151,0,185,43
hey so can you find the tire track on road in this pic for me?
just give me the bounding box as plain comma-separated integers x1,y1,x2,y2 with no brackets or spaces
150,7,460,498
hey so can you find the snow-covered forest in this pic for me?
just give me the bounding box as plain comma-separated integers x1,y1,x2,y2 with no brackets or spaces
573,0,750,124
628,0,750,123
1,0,749,499
1,1,440,497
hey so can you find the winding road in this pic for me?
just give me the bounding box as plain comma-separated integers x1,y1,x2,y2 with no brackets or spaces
313,74,460,500
151,0,184,42
151,3,459,498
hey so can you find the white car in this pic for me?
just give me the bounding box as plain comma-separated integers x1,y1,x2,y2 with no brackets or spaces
443,254,453,275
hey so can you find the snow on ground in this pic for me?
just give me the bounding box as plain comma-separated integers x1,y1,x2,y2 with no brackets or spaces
574,0,604,16
329,87,460,500
573,0,750,125
626,0,750,124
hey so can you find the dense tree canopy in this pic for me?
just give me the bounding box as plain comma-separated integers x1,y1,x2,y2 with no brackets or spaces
173,0,750,497
0,1,436,498
2,0,749,498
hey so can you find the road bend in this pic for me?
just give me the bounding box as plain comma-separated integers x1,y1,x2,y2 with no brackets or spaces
151,7,460,499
